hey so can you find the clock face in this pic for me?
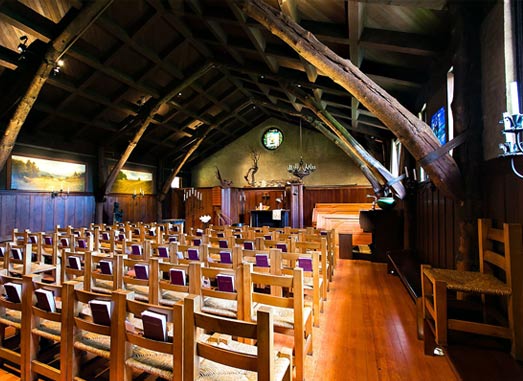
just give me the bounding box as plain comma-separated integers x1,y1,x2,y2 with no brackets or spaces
262,128,283,150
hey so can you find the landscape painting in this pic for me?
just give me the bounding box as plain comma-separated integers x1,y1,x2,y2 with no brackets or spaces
11,155,86,192
111,169,153,194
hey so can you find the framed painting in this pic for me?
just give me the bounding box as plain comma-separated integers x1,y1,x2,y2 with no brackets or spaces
111,169,153,194
11,155,86,192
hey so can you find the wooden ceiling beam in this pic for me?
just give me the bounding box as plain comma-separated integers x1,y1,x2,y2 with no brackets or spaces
96,15,184,79
0,1,55,42
360,28,441,57
0,0,114,171
226,0,279,73
0,45,18,70
243,0,463,200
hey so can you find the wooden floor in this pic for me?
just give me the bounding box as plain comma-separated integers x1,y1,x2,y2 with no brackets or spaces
0,259,457,381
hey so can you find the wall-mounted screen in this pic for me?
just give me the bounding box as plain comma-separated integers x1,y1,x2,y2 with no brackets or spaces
11,155,86,192
111,169,153,194
430,106,447,145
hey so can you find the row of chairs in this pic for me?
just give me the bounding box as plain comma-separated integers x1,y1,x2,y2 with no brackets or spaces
2,272,293,381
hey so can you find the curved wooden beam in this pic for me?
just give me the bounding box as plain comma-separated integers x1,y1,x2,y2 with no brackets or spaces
0,0,114,171
242,0,463,200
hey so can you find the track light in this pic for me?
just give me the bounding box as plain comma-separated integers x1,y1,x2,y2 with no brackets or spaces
17,35,28,53
52,59,64,75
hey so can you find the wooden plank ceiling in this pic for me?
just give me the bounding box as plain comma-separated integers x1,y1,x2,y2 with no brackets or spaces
0,0,450,169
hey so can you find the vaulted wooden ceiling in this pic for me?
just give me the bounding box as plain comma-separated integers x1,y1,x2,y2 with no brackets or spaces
0,0,450,170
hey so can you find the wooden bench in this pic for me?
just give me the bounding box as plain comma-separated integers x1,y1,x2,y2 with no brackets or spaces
387,249,423,339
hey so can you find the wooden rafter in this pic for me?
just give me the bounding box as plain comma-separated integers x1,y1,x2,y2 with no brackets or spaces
101,62,215,196
242,0,463,200
0,0,114,172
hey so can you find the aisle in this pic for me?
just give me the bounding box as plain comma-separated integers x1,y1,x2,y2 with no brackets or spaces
299,259,457,381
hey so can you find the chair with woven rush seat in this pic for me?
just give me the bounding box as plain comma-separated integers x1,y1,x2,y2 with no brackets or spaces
242,263,312,381
421,218,523,359
66,283,120,380
183,294,292,381
0,271,24,370
21,274,75,381
113,290,183,381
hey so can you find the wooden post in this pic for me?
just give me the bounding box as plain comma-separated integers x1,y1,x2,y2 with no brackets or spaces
242,0,463,200
0,0,114,171
156,126,213,222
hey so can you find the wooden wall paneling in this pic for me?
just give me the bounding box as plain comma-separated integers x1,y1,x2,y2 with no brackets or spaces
16,194,31,231
30,194,43,232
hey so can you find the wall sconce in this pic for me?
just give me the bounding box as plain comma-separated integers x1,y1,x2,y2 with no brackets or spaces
499,112,523,178
132,188,145,199
51,187,69,199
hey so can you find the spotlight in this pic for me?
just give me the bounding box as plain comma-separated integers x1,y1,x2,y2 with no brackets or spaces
52,59,64,75
17,35,28,53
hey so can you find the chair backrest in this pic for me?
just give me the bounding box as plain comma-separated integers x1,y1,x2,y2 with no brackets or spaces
21,274,76,381
61,249,90,283
184,294,290,381
157,261,201,306
85,253,123,293
121,257,159,304
242,262,305,325
200,265,244,319
65,283,120,380
478,218,522,289
113,290,183,381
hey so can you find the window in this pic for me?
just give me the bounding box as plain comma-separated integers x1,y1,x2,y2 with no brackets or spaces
261,128,283,150
171,176,181,188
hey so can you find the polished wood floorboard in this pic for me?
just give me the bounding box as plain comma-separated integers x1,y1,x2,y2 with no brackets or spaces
0,259,457,381
296,259,457,381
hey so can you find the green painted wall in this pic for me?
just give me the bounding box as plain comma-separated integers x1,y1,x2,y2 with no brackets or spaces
192,118,370,188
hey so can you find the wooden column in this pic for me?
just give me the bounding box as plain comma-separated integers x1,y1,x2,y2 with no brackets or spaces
156,127,213,221
242,0,463,200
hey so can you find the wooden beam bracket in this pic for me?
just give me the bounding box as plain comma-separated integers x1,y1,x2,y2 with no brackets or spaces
419,131,470,167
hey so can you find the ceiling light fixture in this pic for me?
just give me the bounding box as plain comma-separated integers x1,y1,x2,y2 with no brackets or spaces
17,35,28,53
288,118,316,181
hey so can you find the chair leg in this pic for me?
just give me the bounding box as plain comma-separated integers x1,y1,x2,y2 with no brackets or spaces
433,279,448,347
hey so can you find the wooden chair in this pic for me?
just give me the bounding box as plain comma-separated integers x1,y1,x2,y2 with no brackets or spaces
422,218,523,359
183,294,292,381
242,263,313,381
85,253,123,294
21,274,75,381
272,249,323,327
66,284,120,380
200,265,244,320
0,270,24,370
121,257,159,304
157,261,200,306
61,249,90,283
113,290,183,381
295,237,329,299
6,243,58,283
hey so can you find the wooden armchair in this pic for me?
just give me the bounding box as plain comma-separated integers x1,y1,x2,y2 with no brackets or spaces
242,263,313,381
21,274,75,381
183,294,292,381
112,290,182,380
422,218,523,359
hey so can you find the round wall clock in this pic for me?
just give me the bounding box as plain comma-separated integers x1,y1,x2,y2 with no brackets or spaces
262,128,283,150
